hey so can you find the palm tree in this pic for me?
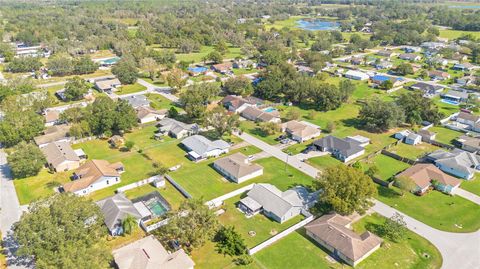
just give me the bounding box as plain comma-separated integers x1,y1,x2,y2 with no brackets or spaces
122,215,138,235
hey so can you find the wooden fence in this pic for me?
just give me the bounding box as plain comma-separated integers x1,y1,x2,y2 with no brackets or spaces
381,150,417,165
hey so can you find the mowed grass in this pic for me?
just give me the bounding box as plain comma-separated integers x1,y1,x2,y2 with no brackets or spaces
362,154,410,180
307,155,343,172
146,93,183,112
174,45,244,63
433,96,459,116
376,185,480,232
439,29,480,40
115,83,147,95
239,120,281,145
218,195,305,247
388,143,440,160
352,213,442,269
428,126,463,145
460,174,480,196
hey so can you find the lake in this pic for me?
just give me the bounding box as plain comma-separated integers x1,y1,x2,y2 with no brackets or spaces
296,19,340,31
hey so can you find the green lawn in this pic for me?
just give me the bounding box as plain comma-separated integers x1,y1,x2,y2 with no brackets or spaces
352,213,442,269
433,96,459,116
307,155,343,172
428,126,463,145
362,154,411,180
460,174,480,196
174,45,244,63
439,29,480,40
218,195,304,247
232,68,258,76
388,143,440,160
377,185,480,232
146,93,183,112
115,83,147,95
240,120,281,145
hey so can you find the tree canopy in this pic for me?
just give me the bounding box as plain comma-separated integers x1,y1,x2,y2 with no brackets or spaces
7,142,45,178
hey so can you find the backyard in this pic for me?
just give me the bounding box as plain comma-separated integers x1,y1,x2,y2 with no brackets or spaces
428,126,463,145
362,154,411,180
388,142,440,160
376,185,480,232
13,169,71,205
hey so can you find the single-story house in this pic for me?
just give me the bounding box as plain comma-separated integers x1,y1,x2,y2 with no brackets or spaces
394,130,413,140
376,50,397,58
455,135,480,153
304,213,382,267
96,193,142,236
95,78,121,92
211,63,233,74
241,106,281,123
313,135,365,163
41,141,81,172
345,135,370,147
62,159,124,195
350,57,363,65
370,74,404,88
442,90,469,103
417,129,436,142
405,133,422,145
451,53,469,62
281,120,321,143
213,153,263,183
121,94,150,109
421,42,446,50
428,70,451,81
396,163,462,195
403,46,422,53
44,110,60,127
456,111,480,127
427,149,480,179
456,75,476,86
34,124,72,148
409,82,444,95
157,118,199,139
220,95,263,113
181,135,230,161
238,183,317,223
344,70,369,81
374,60,393,70
399,53,421,61
136,106,167,124
113,235,195,269
453,62,475,71
233,59,256,69
427,57,448,66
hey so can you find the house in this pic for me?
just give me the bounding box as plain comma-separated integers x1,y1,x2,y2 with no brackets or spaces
213,153,263,183
181,135,230,161
453,62,475,71
427,57,449,66
451,53,469,62
350,57,363,65
409,82,444,96
405,133,422,145
399,53,421,61
455,135,480,153
456,111,480,128
121,94,150,109
113,235,195,269
403,46,422,53
374,60,393,70
44,110,60,127
281,120,321,143
370,74,404,88
211,63,233,74
296,65,315,76
96,193,142,235
428,70,451,81
344,70,369,81
220,95,263,113
62,159,125,195
313,135,365,162
34,124,72,147
238,183,316,223
304,213,382,267
442,90,469,103
417,129,436,142
233,59,256,69
41,141,81,172
94,78,121,92
345,135,370,147
136,106,167,124
396,164,461,195
421,42,446,50
240,106,281,123
427,149,480,179
157,118,198,139
456,75,476,86
376,50,397,58
393,130,413,140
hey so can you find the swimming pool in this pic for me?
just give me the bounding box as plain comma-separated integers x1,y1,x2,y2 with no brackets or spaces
188,66,208,73
132,191,171,218
441,99,460,106
296,19,340,31
263,107,277,113
101,57,120,65
146,199,169,216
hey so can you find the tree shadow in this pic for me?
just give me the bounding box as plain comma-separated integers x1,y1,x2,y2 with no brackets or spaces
377,186,402,198
2,231,34,268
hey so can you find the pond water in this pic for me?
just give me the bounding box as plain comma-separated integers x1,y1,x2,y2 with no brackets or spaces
449,5,480,9
296,19,340,31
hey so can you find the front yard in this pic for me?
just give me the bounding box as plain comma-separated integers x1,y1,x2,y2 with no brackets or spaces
460,174,480,196
376,185,480,232
13,169,71,205
306,155,343,172
115,83,147,95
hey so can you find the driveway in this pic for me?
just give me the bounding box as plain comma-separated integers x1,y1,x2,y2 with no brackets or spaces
137,79,179,102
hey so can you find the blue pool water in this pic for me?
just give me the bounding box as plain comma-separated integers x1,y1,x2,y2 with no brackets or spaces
146,199,169,217
263,107,277,113
101,57,120,65
188,66,208,73
296,19,340,31
441,99,460,106
449,5,480,9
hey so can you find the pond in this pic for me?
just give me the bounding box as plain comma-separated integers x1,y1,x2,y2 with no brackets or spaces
296,19,340,31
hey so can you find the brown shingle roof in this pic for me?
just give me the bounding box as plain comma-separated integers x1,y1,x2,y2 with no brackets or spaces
213,153,263,179
396,163,461,189
305,213,382,262
458,111,480,122
282,120,320,139
136,106,167,120
63,159,123,192
41,142,79,169
34,124,71,145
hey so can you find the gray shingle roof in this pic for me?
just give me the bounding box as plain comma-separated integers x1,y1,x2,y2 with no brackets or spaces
96,193,142,232
181,135,230,156
428,149,480,176
313,135,364,157
120,94,150,108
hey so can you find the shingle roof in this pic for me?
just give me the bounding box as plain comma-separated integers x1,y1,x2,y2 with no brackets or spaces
428,149,480,176
181,135,230,156
457,111,480,122
213,153,263,179
113,235,195,269
96,193,142,232
241,106,279,122
158,118,197,136
121,94,150,108
282,120,320,139
136,106,167,120
34,124,71,145
63,159,123,192
41,141,79,169
304,213,382,262
313,135,364,157
95,78,121,91
396,163,461,189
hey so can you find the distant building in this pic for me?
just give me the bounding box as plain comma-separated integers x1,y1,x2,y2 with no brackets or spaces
34,124,72,148
398,53,421,61
344,70,369,81
136,106,167,124
220,95,263,113
94,78,121,92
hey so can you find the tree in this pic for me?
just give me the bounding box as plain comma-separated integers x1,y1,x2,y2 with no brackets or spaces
258,122,280,136
13,194,110,269
114,99,138,132
122,214,138,235
205,51,223,64
315,165,377,215
7,142,45,178
166,69,187,94
381,213,408,242
47,55,74,76
73,56,98,75
156,198,218,250
285,107,301,121
180,83,220,120
64,76,90,101
60,107,85,123
168,106,179,118
140,57,158,79
381,79,393,90
396,91,443,125
0,42,14,62
87,96,137,136
396,63,414,76
359,98,404,132
112,59,138,84
395,176,417,196
326,121,335,133
223,76,253,96
124,140,135,151
7,57,42,72
365,165,379,178
203,106,239,137
215,226,247,257
215,40,228,55
69,121,91,139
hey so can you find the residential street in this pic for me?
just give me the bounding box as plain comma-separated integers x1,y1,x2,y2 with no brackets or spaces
236,131,480,269
137,79,179,102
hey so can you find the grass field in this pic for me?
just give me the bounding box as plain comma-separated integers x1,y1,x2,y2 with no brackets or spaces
362,155,411,180
377,185,480,232
460,174,480,196
433,96,459,116
428,126,463,145
115,83,147,95
439,29,480,40
388,143,440,160
239,120,281,145
307,155,343,171
146,93,183,112
173,45,244,63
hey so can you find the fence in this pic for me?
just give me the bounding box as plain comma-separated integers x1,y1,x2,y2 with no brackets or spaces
423,139,454,150
165,174,192,199
372,176,394,188
381,150,417,165
205,184,255,209
140,218,169,233
248,215,314,255
117,175,160,193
